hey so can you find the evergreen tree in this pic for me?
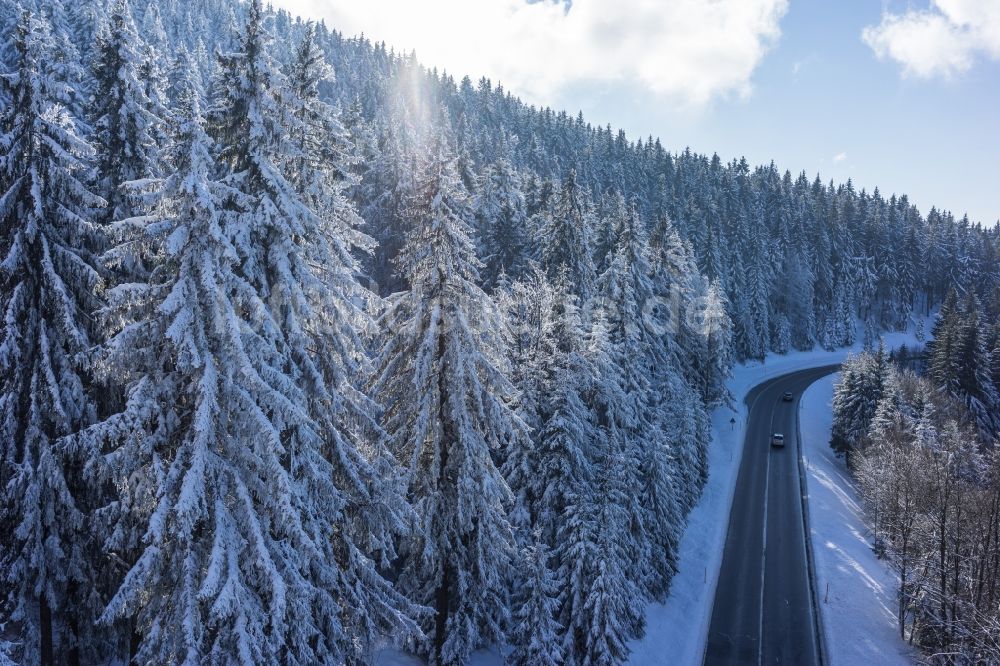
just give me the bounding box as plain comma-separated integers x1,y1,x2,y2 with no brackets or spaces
84,4,418,661
831,345,889,464
509,535,563,666
90,0,163,230
596,201,686,598
696,279,734,406
494,267,559,535
0,12,105,664
217,2,420,657
473,133,528,289
540,169,597,302
928,290,962,394
557,436,645,665
374,133,525,665
533,272,597,547
953,294,1000,437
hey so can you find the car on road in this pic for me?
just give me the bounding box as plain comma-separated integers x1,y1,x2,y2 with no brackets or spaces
771,433,785,447
782,391,794,402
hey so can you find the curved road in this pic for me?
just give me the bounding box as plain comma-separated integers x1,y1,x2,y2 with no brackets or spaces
704,365,840,666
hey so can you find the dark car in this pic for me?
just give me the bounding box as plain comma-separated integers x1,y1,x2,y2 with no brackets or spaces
782,391,794,402
771,433,785,447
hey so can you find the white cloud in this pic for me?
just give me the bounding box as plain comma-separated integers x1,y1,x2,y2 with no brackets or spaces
833,152,847,163
272,0,789,108
863,0,1000,79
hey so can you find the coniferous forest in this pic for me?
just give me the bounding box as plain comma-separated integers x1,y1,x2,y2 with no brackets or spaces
0,0,997,664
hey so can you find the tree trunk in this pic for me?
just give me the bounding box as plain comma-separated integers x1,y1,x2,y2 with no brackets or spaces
40,597,54,666
433,295,453,665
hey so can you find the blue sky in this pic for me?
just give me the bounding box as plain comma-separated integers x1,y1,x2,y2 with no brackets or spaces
574,0,1000,226
276,0,1000,225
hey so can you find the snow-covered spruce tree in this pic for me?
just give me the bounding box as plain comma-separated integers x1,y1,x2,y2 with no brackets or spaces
928,289,960,393
473,132,528,290
85,6,418,663
90,0,164,231
534,344,598,554
596,201,684,599
374,131,525,665
556,416,645,665
37,0,88,120
647,212,721,503
0,12,106,664
281,25,423,653
284,22,364,232
697,279,734,407
509,534,563,666
0,3,18,80
495,266,559,535
540,169,597,302
951,294,999,438
830,344,888,464
499,267,597,547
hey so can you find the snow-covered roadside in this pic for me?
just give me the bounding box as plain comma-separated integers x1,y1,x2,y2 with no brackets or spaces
800,375,916,665
629,323,927,665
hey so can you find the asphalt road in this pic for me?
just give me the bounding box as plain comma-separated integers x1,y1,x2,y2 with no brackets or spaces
704,365,840,666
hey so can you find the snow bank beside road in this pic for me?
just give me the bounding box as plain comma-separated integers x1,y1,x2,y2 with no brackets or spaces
800,374,916,666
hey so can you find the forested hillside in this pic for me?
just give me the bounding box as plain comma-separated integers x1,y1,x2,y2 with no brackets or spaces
0,0,997,664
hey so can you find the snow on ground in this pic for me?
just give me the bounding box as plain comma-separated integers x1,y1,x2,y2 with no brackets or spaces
629,321,928,665
800,374,916,666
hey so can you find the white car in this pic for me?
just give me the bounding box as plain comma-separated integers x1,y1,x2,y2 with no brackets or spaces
771,433,785,447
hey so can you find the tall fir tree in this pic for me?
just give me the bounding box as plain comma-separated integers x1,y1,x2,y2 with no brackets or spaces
540,169,597,303
953,294,1000,437
0,12,106,664
374,132,526,665
90,0,163,231
831,345,889,464
473,132,528,290
556,421,645,665
84,3,419,661
508,535,563,666
596,201,685,598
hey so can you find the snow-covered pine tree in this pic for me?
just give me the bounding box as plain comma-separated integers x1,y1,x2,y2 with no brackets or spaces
374,130,525,665
928,289,961,394
556,422,645,665
0,11,106,664
360,124,414,295
509,534,563,666
596,200,686,599
831,345,888,465
953,293,1000,438
84,4,418,661
540,169,597,302
594,190,629,274
281,25,423,653
68,0,106,48
474,132,528,290
38,0,88,120
494,266,559,535
90,0,164,230
285,22,364,231
0,3,18,80
530,269,597,547
167,44,206,113
696,279,734,407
